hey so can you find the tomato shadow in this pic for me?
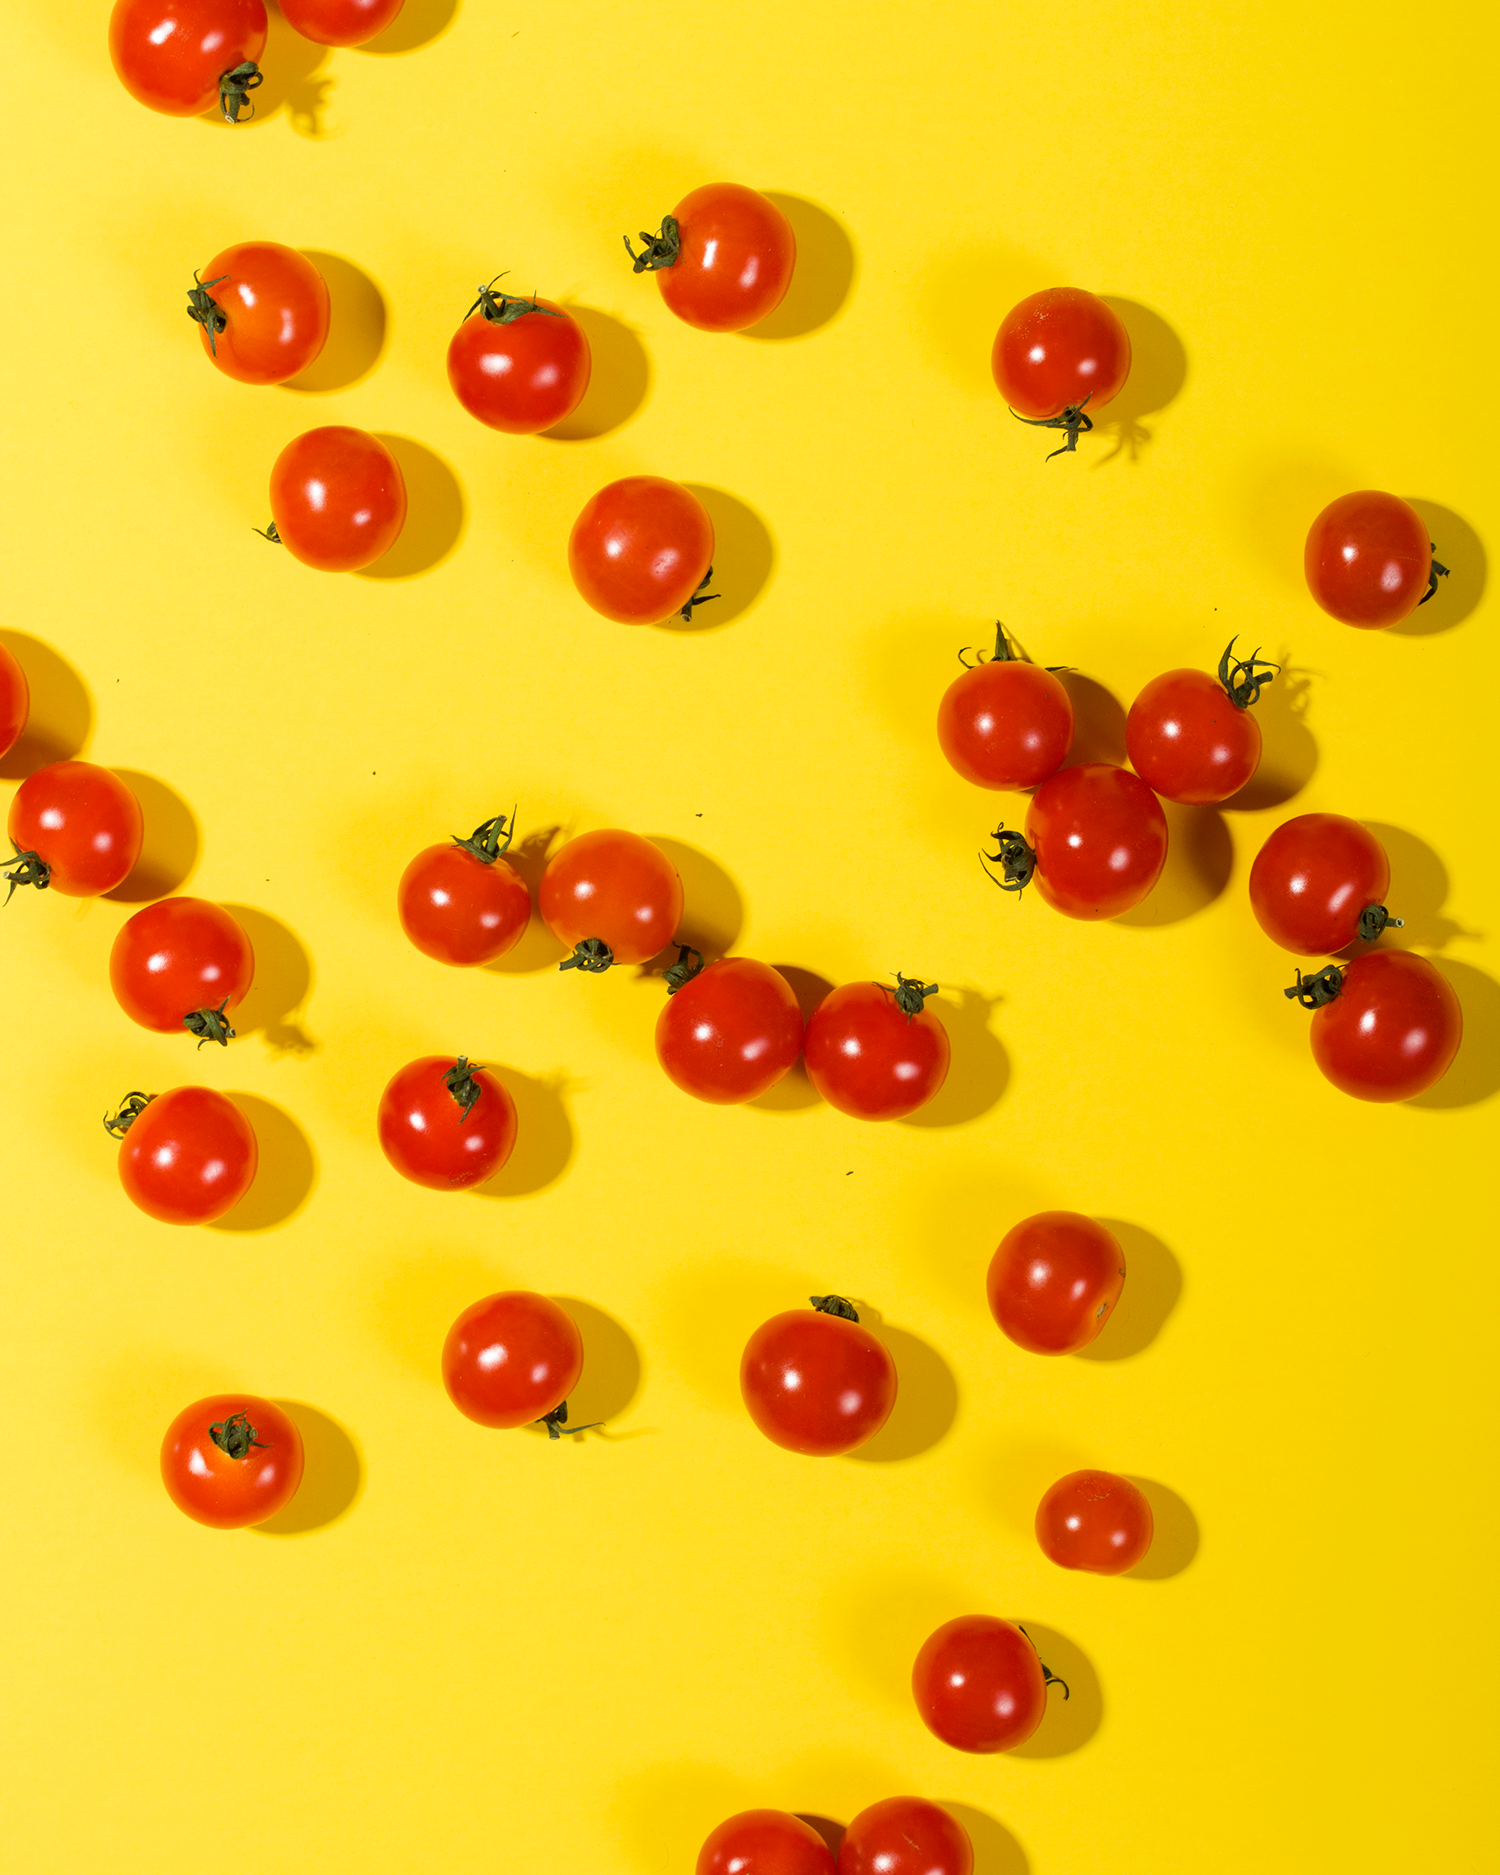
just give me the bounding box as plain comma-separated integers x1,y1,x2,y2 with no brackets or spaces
548,1297,642,1433
284,252,387,393
1222,660,1318,811
543,308,651,440
662,487,775,632
358,437,465,579
742,194,858,341
939,1806,1031,1875
361,0,461,53
646,837,745,962
903,987,1009,1128
1005,1624,1102,1757
1124,1478,1200,1580
1077,1220,1181,1361
471,1068,575,1197
104,771,199,902
0,632,92,779
256,1402,362,1534
850,1323,958,1462
482,826,569,974
1092,298,1188,465
1359,823,1474,952
795,1819,846,1858
1390,501,1486,635
211,1094,317,1231
749,966,832,1113
220,904,317,1054
200,6,333,137
1114,801,1232,927
1407,959,1500,1110
1057,672,1127,768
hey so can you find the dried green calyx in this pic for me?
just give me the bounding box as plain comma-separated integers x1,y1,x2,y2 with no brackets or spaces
559,937,614,975
184,999,236,1048
218,61,263,125
465,276,561,325
810,1295,860,1322
1285,965,1344,1009
104,1092,156,1138
209,1412,267,1460
1018,1623,1071,1699
1357,904,1403,942
2,843,50,901
254,522,282,544
623,215,681,273
1009,391,1093,460
1217,638,1280,710
186,271,229,356
453,812,516,864
890,973,939,1020
679,567,720,624
664,944,705,995
443,1057,485,1120
536,1400,604,1441
1421,545,1450,606
980,824,1037,896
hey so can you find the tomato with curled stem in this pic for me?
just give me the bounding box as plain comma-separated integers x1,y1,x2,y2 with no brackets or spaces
992,288,1131,458
626,184,796,334
108,1087,259,1225
983,763,1167,920
265,426,407,573
377,1056,516,1190
186,244,329,386
568,477,716,625
937,622,1073,790
398,812,531,967
442,1291,590,1437
1305,491,1447,629
109,898,254,1044
539,829,683,973
0,642,29,760
1286,954,1461,1102
108,0,266,122
912,1615,1065,1753
5,761,143,900
697,1811,834,1875
987,1211,1125,1354
1127,639,1278,805
804,975,950,1121
278,0,403,45
839,1799,973,1875
447,282,591,435
741,1296,896,1457
1036,1470,1154,1574
654,949,803,1104
1249,814,1398,954
161,1394,303,1528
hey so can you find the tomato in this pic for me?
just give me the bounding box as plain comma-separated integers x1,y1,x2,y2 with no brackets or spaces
539,829,683,971
1249,814,1397,954
567,477,716,625
987,1212,1125,1355
0,640,29,760
5,761,143,899
161,1394,303,1528
698,1812,835,1875
937,622,1073,790
108,0,266,121
1036,1470,1154,1574
983,763,1167,920
187,244,329,386
398,813,531,967
912,1615,1064,1753
446,283,591,435
108,1087,258,1225
442,1291,587,1435
991,288,1131,457
277,0,403,45
626,184,796,334
654,949,804,1104
1305,491,1447,629
1126,639,1279,805
803,976,951,1121
265,426,407,573
1287,954,1462,1102
839,1799,972,1875
109,898,254,1042
377,1056,517,1191
740,1295,897,1457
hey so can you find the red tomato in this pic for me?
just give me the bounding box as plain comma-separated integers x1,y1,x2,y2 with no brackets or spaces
278,0,403,45
1248,814,1396,954
1287,954,1462,1102
654,950,804,1104
740,1296,897,1457
1126,639,1278,805
803,977,951,1121
987,1212,1125,1355
6,761,143,899
983,763,1167,919
265,426,407,573
912,1615,1062,1753
108,0,266,121
539,829,683,971
991,288,1131,457
1036,1470,1154,1574
377,1056,517,1191
697,1811,834,1875
0,641,29,759
442,1291,585,1434
447,284,591,435
627,184,796,334
398,813,531,967
161,1394,303,1528
567,477,716,625
839,1799,973,1875
937,623,1073,790
109,1087,259,1225
187,243,329,386
109,898,254,1042
1305,491,1446,629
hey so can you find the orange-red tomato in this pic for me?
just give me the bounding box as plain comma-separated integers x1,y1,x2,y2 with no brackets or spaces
1289,953,1462,1102
698,1812,834,1875
278,0,403,45
839,1799,973,1875
912,1615,1052,1753
740,1297,897,1457
568,477,715,625
1126,640,1278,806
1249,814,1394,954
992,288,1130,456
161,1394,303,1528
6,761,143,898
109,898,254,1041
111,1087,259,1225
1036,1470,1154,1574
398,815,532,967
446,287,591,435
628,184,796,334
442,1291,584,1431
1305,490,1440,629
267,426,407,573
803,977,950,1121
987,1212,1125,1355
937,624,1073,790
109,0,266,120
539,829,683,971
654,955,804,1104
188,243,329,386
377,1055,517,1190
985,763,1167,919
0,641,30,760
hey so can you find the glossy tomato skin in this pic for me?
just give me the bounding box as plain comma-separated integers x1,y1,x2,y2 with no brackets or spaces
0,641,29,759
398,845,531,967
7,761,143,897
655,959,803,1103
109,0,266,117
912,1615,1048,1753
568,477,714,625
1305,491,1432,629
377,1056,517,1190
839,1799,973,1875
1127,668,1261,804
1025,763,1167,919
992,288,1131,419
195,243,329,385
741,1305,896,1457
268,426,407,573
442,1291,583,1429
1308,951,1461,1102
539,829,683,968
1036,1470,1154,1574
804,982,951,1121
109,898,254,1034
118,1087,259,1225
697,1810,835,1875
278,0,403,45
987,1211,1125,1355
447,296,591,435
654,185,796,334
938,659,1072,790
161,1394,303,1528
1249,814,1390,955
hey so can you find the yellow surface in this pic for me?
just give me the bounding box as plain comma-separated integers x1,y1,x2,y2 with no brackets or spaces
2,4,1495,1871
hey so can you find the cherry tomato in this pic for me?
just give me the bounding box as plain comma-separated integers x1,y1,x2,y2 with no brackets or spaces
108,0,266,122
983,763,1167,920
539,829,683,972
626,184,796,334
698,1811,835,1875
398,813,531,967
266,426,407,573
1305,491,1445,629
5,761,143,899
446,283,591,435
987,1212,1125,1355
277,0,403,45
1036,1470,1154,1574
442,1291,585,1433
109,898,254,1042
0,641,29,760
1126,639,1278,805
109,1087,259,1225
161,1394,303,1528
803,976,950,1121
839,1799,973,1875
1248,814,1396,954
912,1615,1060,1753
937,623,1073,790
1287,954,1462,1102
186,243,329,386
567,477,716,625
740,1295,897,1457
377,1056,517,1191
654,951,804,1104
991,288,1131,458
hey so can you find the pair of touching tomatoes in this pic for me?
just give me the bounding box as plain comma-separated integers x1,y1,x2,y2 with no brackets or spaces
698,1799,972,1875
992,286,1131,459
443,1291,593,1438
1305,490,1446,629
162,1394,304,1527
741,1296,897,1456
914,1615,1068,1753
108,1088,259,1224
6,760,143,900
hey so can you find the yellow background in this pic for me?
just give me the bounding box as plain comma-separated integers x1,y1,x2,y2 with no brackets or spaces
2,3,1495,1871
